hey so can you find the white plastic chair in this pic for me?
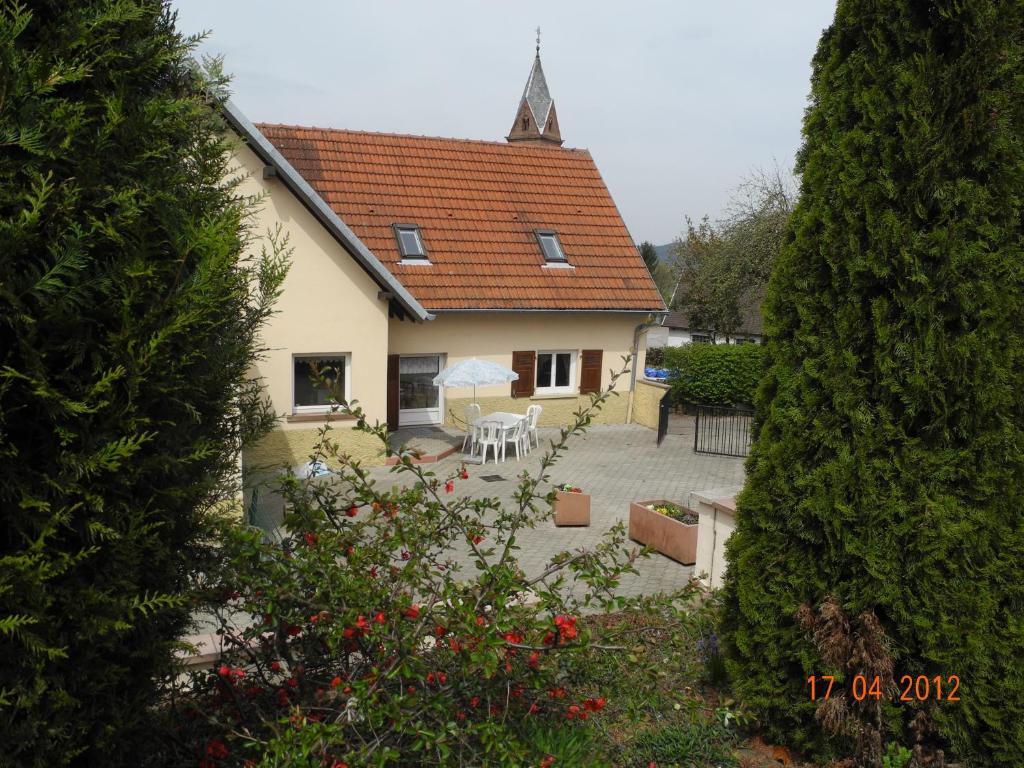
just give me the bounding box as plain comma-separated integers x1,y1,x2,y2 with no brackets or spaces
525,404,542,449
462,403,482,452
474,420,502,464
502,418,529,462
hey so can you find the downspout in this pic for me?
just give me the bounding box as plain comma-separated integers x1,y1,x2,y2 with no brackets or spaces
626,313,667,423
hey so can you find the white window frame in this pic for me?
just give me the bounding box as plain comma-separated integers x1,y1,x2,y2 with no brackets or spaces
292,353,352,414
535,350,576,394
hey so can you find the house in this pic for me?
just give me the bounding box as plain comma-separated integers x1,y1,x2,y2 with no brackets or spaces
646,293,764,347
223,47,666,473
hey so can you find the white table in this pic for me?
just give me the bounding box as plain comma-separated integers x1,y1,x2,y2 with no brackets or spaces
467,412,526,463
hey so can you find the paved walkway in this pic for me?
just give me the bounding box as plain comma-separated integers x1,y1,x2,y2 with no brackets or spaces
253,421,745,600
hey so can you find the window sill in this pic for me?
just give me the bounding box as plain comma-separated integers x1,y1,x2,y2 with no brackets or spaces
398,259,432,266
530,392,579,401
541,262,574,270
287,411,357,424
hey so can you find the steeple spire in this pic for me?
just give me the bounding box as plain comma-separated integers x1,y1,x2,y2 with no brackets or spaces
506,32,563,146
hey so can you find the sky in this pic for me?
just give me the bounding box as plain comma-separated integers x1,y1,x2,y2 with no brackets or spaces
171,0,838,246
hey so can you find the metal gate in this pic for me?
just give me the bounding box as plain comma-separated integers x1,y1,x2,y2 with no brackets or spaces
693,404,754,457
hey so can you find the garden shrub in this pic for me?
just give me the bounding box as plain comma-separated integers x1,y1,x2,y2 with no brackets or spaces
161,371,646,766
662,343,764,407
721,1,1024,764
0,2,286,763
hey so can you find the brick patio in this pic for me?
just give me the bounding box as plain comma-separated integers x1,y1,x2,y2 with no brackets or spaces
252,419,746,599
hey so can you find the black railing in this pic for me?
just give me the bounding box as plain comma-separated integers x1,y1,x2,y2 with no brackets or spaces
693,404,754,457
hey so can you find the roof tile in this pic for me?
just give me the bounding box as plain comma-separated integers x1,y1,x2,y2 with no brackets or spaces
257,125,665,312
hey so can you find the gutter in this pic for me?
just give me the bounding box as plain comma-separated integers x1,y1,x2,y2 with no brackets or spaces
218,99,433,323
626,312,668,423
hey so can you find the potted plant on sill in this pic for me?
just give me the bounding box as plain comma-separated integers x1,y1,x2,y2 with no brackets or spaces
552,483,590,526
628,500,698,564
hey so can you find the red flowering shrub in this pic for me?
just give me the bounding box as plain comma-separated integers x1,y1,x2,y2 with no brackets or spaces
168,364,645,765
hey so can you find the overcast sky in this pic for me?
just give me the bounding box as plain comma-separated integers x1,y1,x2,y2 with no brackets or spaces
171,0,837,246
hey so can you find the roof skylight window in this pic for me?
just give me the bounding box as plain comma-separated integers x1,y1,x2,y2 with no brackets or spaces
394,224,427,260
535,230,567,263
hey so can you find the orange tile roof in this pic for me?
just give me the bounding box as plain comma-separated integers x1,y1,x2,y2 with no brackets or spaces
256,125,666,312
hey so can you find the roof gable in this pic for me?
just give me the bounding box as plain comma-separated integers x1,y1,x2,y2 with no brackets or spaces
257,125,665,312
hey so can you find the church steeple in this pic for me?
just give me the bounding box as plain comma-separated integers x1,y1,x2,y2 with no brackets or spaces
506,30,563,146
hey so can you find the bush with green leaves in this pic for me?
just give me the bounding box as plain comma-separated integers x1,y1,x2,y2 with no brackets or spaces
721,1,1024,764
0,1,286,762
663,343,764,407
163,371,645,766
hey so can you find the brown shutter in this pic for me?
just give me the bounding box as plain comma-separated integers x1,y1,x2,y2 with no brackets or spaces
510,351,536,398
579,350,603,395
386,354,400,430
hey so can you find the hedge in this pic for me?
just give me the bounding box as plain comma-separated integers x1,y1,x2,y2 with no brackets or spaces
662,343,765,407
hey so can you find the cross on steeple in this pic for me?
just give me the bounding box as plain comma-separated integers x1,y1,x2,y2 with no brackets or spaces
506,30,563,146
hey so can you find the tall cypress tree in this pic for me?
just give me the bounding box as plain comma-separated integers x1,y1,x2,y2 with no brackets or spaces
0,2,285,763
722,1,1024,764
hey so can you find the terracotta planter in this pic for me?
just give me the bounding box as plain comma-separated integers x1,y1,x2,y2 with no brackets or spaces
553,490,590,526
629,499,698,565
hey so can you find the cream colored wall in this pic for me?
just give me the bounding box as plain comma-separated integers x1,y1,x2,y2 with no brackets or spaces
234,141,392,472
389,312,646,429
632,379,670,429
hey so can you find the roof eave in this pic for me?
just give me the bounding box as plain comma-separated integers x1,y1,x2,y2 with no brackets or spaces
219,99,433,323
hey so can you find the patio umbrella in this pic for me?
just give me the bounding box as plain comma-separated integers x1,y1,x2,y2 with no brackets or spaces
432,358,518,406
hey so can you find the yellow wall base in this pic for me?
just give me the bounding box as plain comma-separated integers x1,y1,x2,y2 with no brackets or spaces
244,424,388,473
442,393,628,431
631,379,670,430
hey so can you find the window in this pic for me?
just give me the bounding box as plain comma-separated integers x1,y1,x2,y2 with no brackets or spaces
293,355,348,411
690,334,713,345
535,351,575,393
399,356,440,411
735,337,757,345
393,224,427,260
535,230,567,263
522,116,530,130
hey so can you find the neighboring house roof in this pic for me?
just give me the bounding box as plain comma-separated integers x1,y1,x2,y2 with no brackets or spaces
663,289,765,336
256,124,666,313
219,100,431,322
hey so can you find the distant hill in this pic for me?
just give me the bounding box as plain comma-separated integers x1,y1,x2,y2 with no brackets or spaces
653,243,676,264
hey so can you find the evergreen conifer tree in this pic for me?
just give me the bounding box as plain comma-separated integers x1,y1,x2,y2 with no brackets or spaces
0,2,286,762
722,1,1024,764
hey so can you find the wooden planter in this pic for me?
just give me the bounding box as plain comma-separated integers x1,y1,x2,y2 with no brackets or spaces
553,490,591,526
629,499,698,565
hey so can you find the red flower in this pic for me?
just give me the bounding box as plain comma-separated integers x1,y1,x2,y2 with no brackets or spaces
218,665,230,678
374,611,386,625
356,615,369,629
309,614,320,623
445,480,455,493
438,672,447,684
346,545,355,556
205,739,229,759
471,535,485,545
401,549,411,561
528,651,540,668
287,625,301,637
469,696,480,707
303,532,318,547
330,676,342,688
277,688,289,707
540,756,555,768
404,604,420,620
269,661,281,672
346,505,359,517
456,709,466,720
459,468,469,480
434,625,446,637
475,615,486,627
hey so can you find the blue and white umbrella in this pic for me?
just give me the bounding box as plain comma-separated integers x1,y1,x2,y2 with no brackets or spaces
432,358,518,405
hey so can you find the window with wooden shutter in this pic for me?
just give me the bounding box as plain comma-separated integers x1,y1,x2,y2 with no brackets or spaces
510,351,536,398
579,349,603,395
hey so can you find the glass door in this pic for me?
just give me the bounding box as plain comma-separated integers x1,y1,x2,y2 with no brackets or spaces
398,355,443,426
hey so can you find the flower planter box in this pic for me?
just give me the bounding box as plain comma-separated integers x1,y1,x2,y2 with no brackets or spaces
629,499,698,565
553,490,591,526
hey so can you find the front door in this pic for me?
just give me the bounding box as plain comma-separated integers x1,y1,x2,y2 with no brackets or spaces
398,355,444,426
